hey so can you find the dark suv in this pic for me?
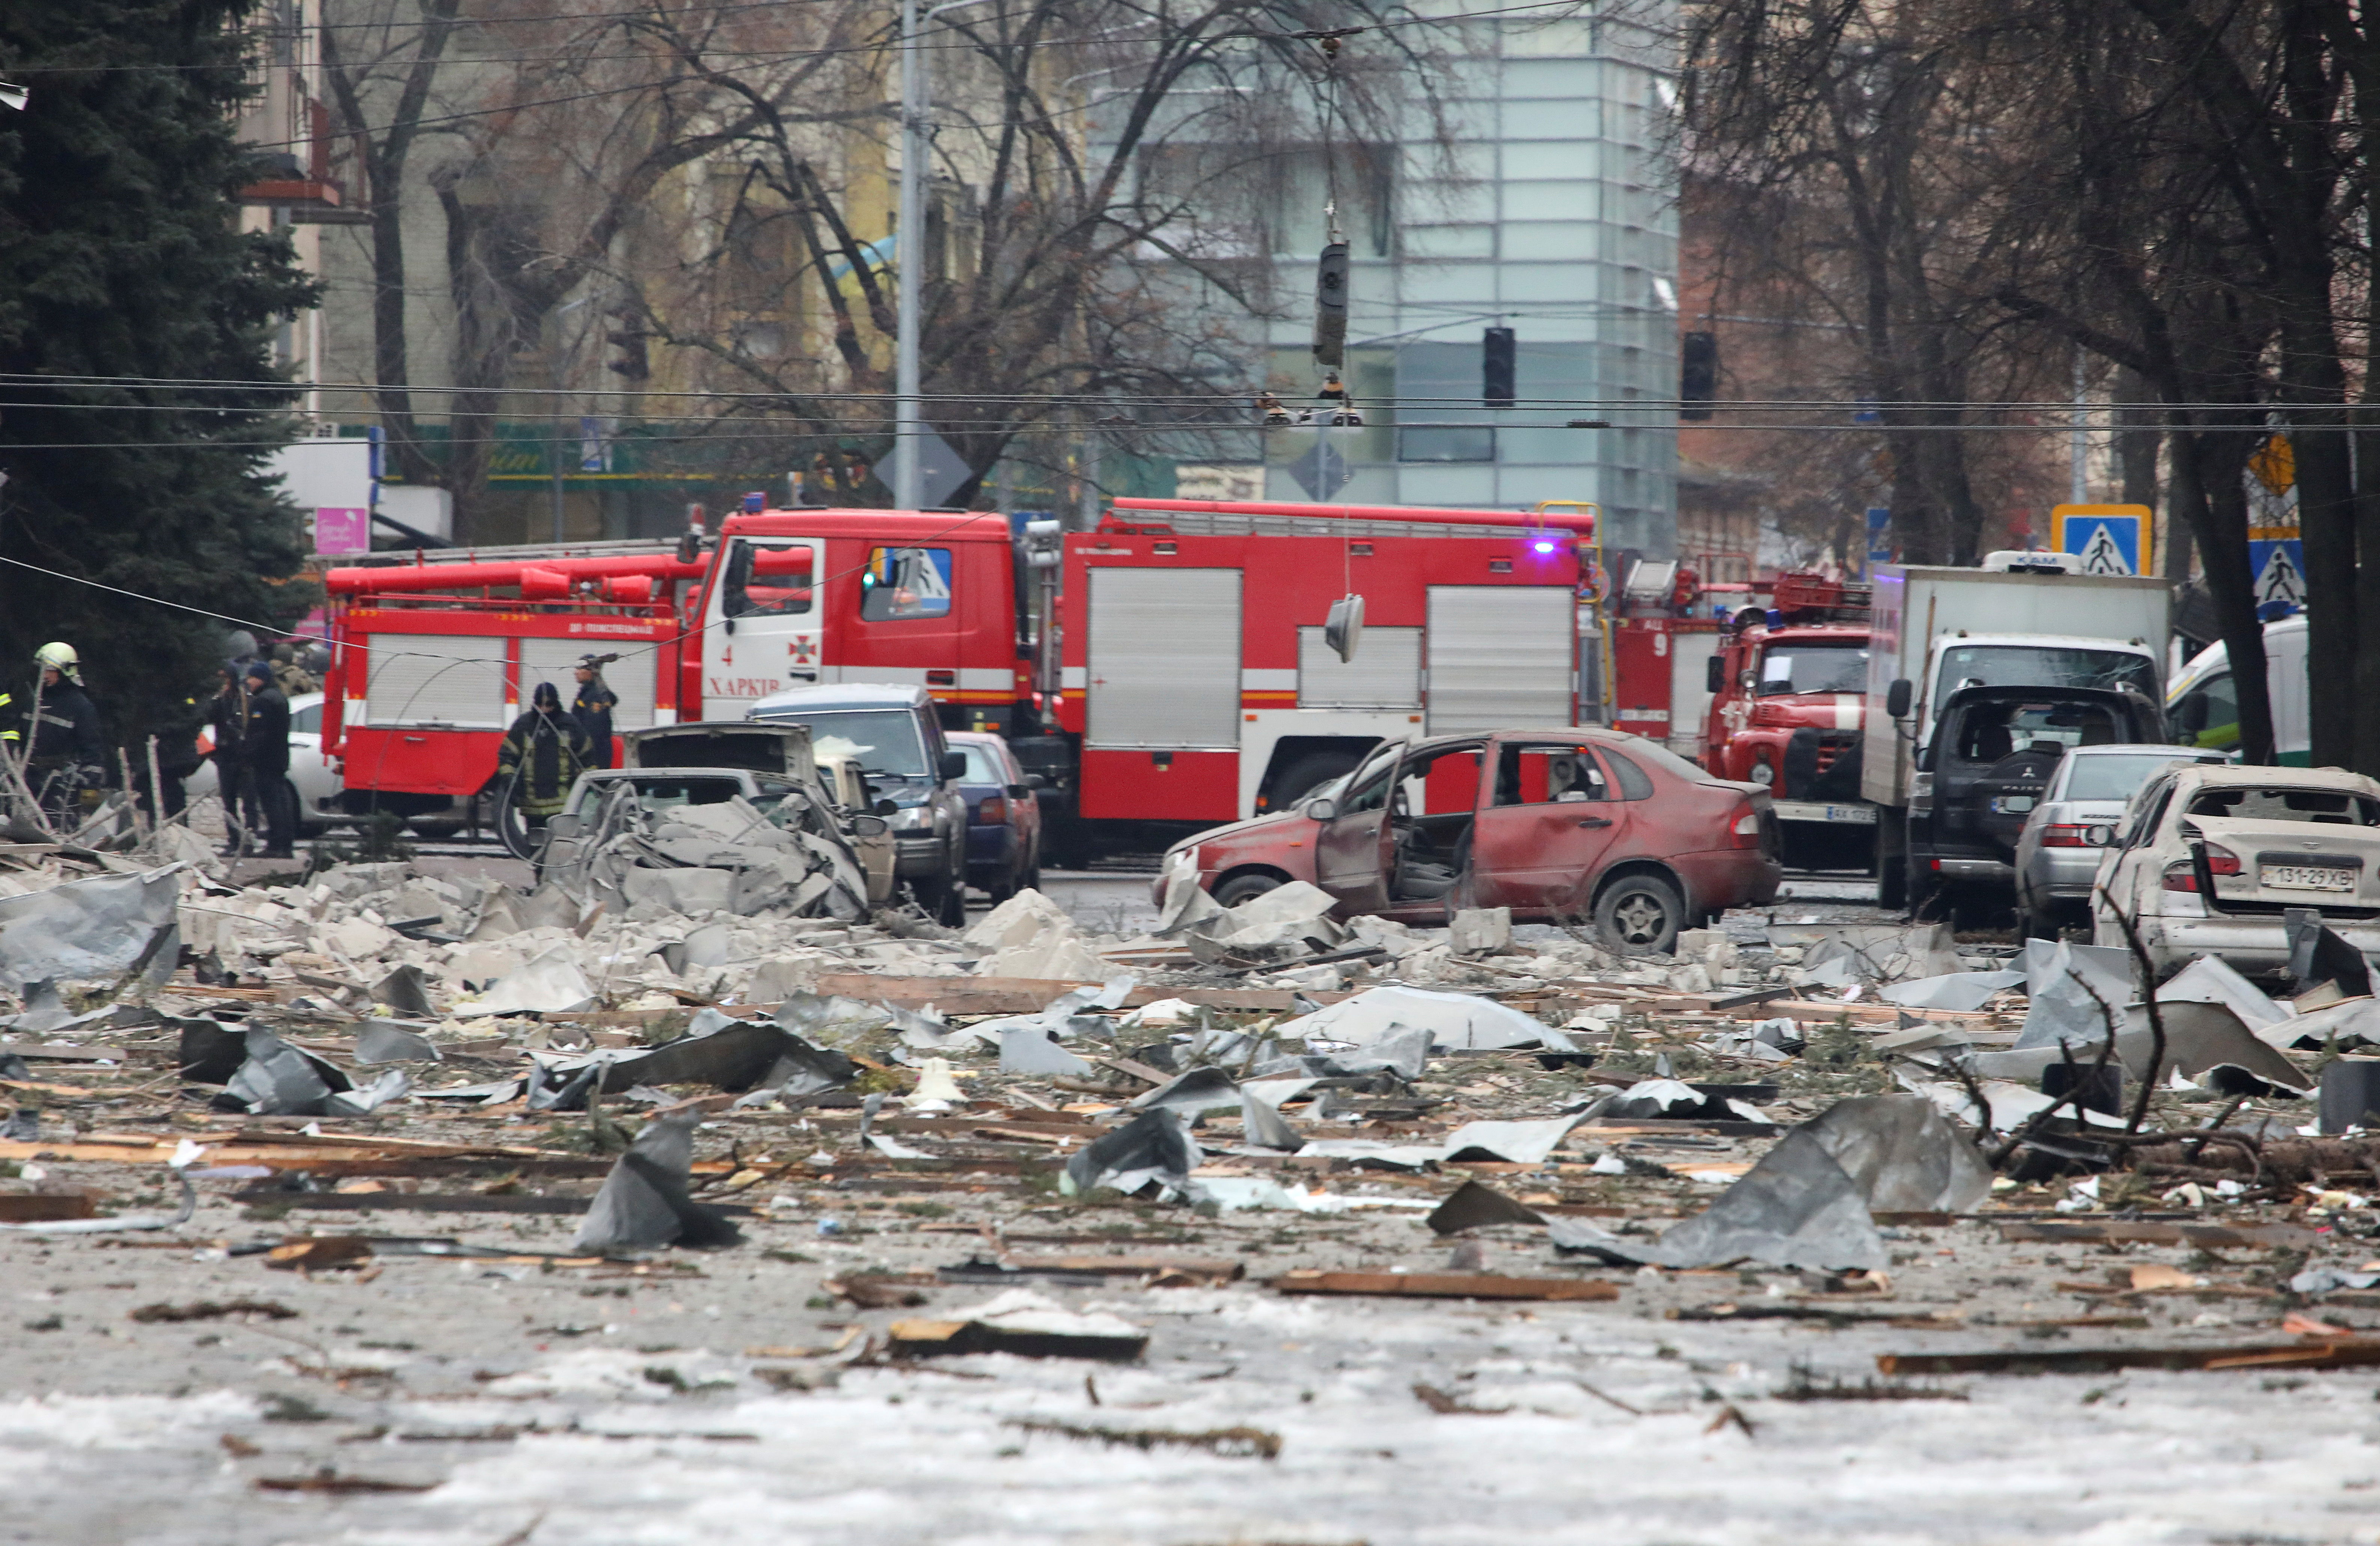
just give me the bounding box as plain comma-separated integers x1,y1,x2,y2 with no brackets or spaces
1905,683,2168,917
746,683,969,922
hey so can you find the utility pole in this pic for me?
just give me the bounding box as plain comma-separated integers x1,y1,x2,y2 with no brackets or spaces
893,0,924,510
2069,349,2088,505
550,418,567,542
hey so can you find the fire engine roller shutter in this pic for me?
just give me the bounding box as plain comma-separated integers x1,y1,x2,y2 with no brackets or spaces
361,634,507,728
1426,586,1573,734
1087,567,1242,749
1298,626,1422,708
519,637,656,731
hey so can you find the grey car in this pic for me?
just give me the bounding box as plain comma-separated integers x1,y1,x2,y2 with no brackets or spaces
2013,743,2228,938
746,683,969,924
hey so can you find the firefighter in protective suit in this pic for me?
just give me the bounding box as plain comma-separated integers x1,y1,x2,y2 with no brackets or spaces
18,643,107,817
496,681,591,830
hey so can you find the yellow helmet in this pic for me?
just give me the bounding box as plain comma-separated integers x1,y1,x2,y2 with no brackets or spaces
33,642,78,680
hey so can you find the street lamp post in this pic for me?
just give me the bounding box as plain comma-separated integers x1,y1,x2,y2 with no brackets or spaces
894,0,996,510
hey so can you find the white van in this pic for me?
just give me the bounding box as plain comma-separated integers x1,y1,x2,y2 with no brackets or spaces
2165,614,2309,765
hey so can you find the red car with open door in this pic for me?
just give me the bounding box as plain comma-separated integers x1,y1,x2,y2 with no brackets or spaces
1156,727,1782,954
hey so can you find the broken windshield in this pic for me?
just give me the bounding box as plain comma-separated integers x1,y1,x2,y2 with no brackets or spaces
1934,645,2156,711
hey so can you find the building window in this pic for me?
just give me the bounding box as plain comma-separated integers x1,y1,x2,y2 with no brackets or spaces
1396,341,1494,463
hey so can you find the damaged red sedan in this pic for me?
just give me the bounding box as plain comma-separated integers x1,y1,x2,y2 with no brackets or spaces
1156,728,1782,953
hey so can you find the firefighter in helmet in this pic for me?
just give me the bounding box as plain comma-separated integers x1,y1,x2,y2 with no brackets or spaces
496,681,592,829
19,642,107,813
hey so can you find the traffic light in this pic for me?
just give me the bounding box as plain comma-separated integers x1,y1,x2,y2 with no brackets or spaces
1681,330,1717,420
1483,326,1516,406
1312,242,1349,368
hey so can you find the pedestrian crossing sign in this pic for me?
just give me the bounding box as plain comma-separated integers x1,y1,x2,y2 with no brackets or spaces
2050,503,2151,576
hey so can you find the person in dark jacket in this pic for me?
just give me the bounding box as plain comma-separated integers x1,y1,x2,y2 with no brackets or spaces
209,665,256,856
136,690,208,821
241,661,295,858
570,655,619,770
22,642,107,817
496,681,591,827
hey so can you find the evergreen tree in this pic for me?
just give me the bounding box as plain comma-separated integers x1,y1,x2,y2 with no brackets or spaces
0,0,319,758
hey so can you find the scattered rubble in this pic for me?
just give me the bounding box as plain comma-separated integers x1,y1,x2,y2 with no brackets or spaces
7,829,2380,1535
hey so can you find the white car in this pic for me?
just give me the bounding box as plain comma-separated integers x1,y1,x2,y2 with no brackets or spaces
183,692,342,836
2091,762,2380,975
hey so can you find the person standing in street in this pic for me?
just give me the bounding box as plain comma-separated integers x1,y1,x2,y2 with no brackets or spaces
570,654,619,770
137,689,207,821
19,643,107,820
497,681,591,833
241,661,295,858
270,640,317,698
208,663,255,856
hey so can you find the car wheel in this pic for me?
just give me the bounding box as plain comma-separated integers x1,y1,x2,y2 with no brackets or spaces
1214,872,1283,908
1594,873,1684,956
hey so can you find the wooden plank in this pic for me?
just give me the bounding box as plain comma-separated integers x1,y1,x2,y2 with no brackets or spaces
0,1043,119,1062
1274,1269,1619,1302
1999,1221,2318,1249
0,1193,95,1222
1880,1339,2380,1376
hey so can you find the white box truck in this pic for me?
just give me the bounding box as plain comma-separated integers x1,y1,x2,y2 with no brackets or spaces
1863,557,2171,910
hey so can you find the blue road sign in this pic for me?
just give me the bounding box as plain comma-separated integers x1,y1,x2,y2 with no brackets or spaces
2051,504,2150,576
1864,506,1892,571
2249,538,2306,612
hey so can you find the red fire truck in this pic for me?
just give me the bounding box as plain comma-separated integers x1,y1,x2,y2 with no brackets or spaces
322,497,1601,857
1697,571,1875,868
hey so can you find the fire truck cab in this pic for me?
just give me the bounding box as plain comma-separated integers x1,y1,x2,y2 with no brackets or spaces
1700,573,1875,868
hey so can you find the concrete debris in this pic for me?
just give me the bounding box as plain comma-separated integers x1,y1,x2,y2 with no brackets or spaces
1773,921,1961,986
1183,881,1344,964
547,792,869,924
1447,907,1513,957
5,832,2372,1525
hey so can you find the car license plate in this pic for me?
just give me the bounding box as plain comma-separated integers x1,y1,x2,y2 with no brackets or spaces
1988,795,2035,815
1773,801,1877,824
2261,864,2358,892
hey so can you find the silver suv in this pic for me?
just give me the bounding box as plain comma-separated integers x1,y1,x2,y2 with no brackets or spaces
747,683,969,923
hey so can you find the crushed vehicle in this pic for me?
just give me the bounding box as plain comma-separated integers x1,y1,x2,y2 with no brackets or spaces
747,683,969,924
2092,762,2380,975
1158,726,1779,954
1902,684,2169,919
947,730,1044,902
535,721,884,918
2012,743,2228,939
813,751,898,906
